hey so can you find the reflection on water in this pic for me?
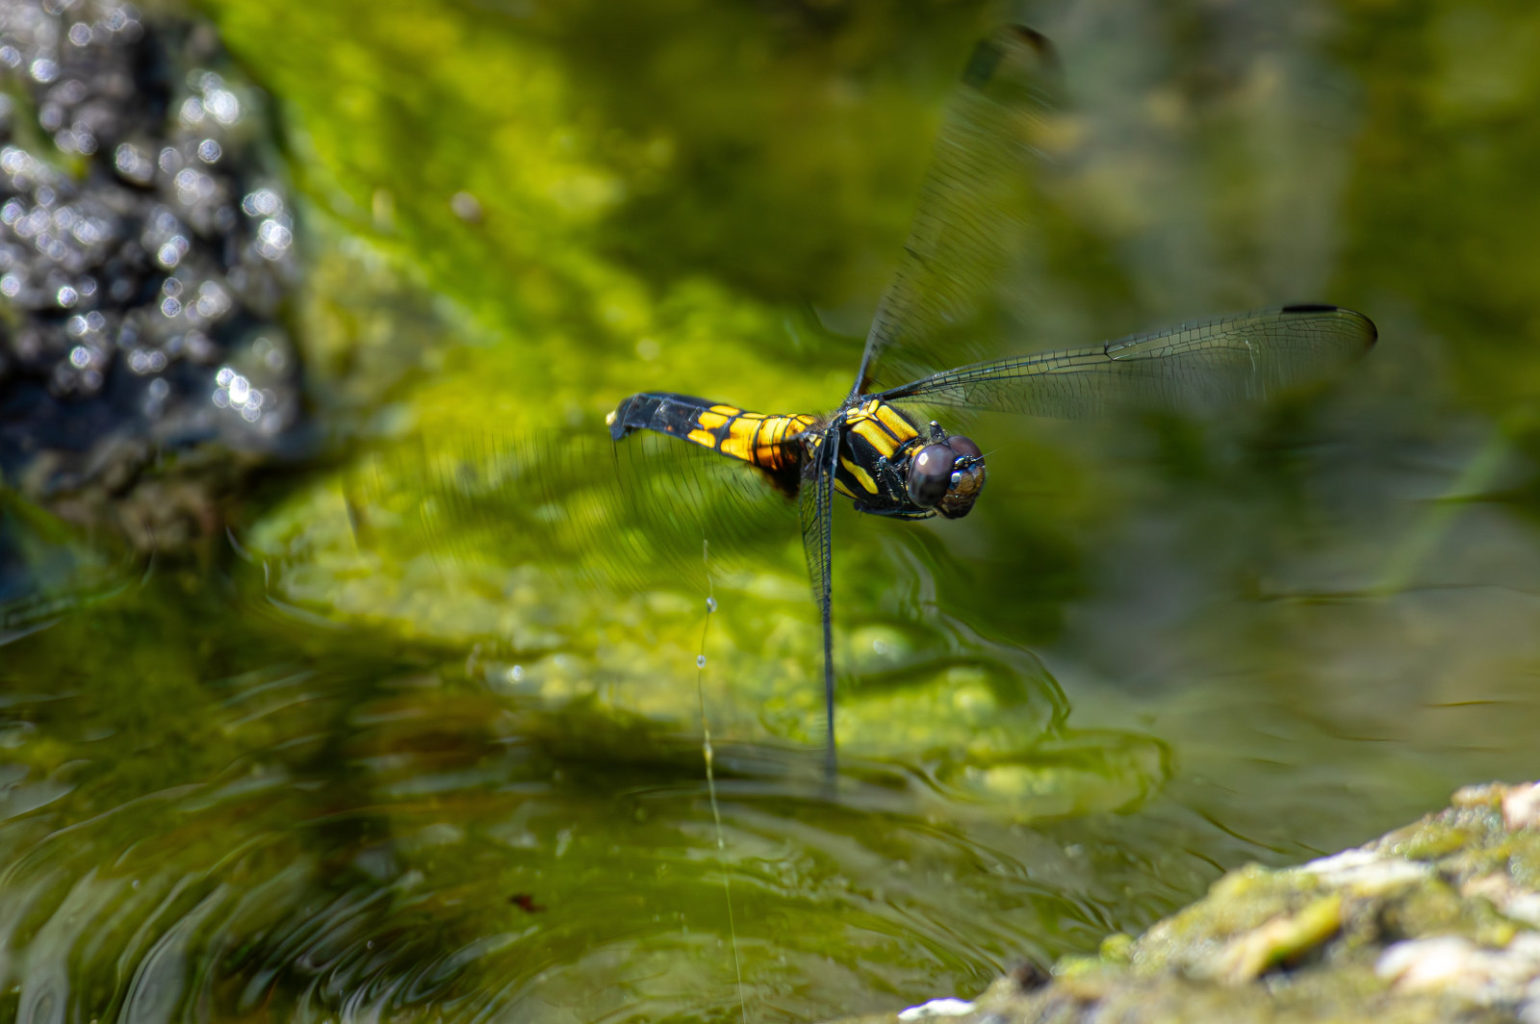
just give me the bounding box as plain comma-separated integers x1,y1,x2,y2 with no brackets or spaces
0,582,1138,1021
5,1,1540,1021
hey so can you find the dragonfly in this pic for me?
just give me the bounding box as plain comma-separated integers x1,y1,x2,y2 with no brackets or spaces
606,26,1376,772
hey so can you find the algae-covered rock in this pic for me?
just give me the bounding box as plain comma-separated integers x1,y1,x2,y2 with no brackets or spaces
846,780,1540,1024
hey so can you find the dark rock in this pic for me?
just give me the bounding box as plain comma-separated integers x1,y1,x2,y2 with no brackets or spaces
0,0,306,549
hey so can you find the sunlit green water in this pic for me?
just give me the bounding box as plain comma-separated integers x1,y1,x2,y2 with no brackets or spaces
6,1,1540,1021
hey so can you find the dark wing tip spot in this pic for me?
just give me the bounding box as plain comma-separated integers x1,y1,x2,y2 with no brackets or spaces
1281,304,1379,350
1007,25,1060,69
966,25,1060,88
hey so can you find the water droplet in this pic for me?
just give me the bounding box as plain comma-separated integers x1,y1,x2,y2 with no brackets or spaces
155,238,186,269
705,596,717,613
256,218,291,250
696,655,707,669
241,188,280,216
178,96,206,127
204,88,240,125
227,374,251,405
113,142,154,185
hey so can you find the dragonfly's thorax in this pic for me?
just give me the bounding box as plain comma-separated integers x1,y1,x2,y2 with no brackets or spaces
827,399,986,519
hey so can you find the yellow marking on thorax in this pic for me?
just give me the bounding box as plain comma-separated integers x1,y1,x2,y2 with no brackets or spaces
848,416,898,457
840,457,879,494
844,399,919,459
871,401,919,442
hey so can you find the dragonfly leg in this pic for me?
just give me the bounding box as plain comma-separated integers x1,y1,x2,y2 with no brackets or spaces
798,422,842,786
873,453,903,493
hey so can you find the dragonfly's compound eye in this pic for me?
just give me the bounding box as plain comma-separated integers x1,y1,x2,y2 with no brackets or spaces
935,435,985,520
947,435,982,461
906,443,955,508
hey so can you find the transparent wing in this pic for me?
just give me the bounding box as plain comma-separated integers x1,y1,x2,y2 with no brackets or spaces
854,25,1063,397
876,305,1377,417
347,429,801,601
798,427,838,775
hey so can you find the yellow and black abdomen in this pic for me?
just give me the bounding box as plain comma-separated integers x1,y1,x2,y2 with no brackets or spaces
608,392,817,495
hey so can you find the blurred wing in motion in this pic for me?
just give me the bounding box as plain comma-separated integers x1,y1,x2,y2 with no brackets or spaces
854,25,1063,397
347,429,802,602
876,305,1377,417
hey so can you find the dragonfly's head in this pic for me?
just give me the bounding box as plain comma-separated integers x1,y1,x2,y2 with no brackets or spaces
907,428,985,519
